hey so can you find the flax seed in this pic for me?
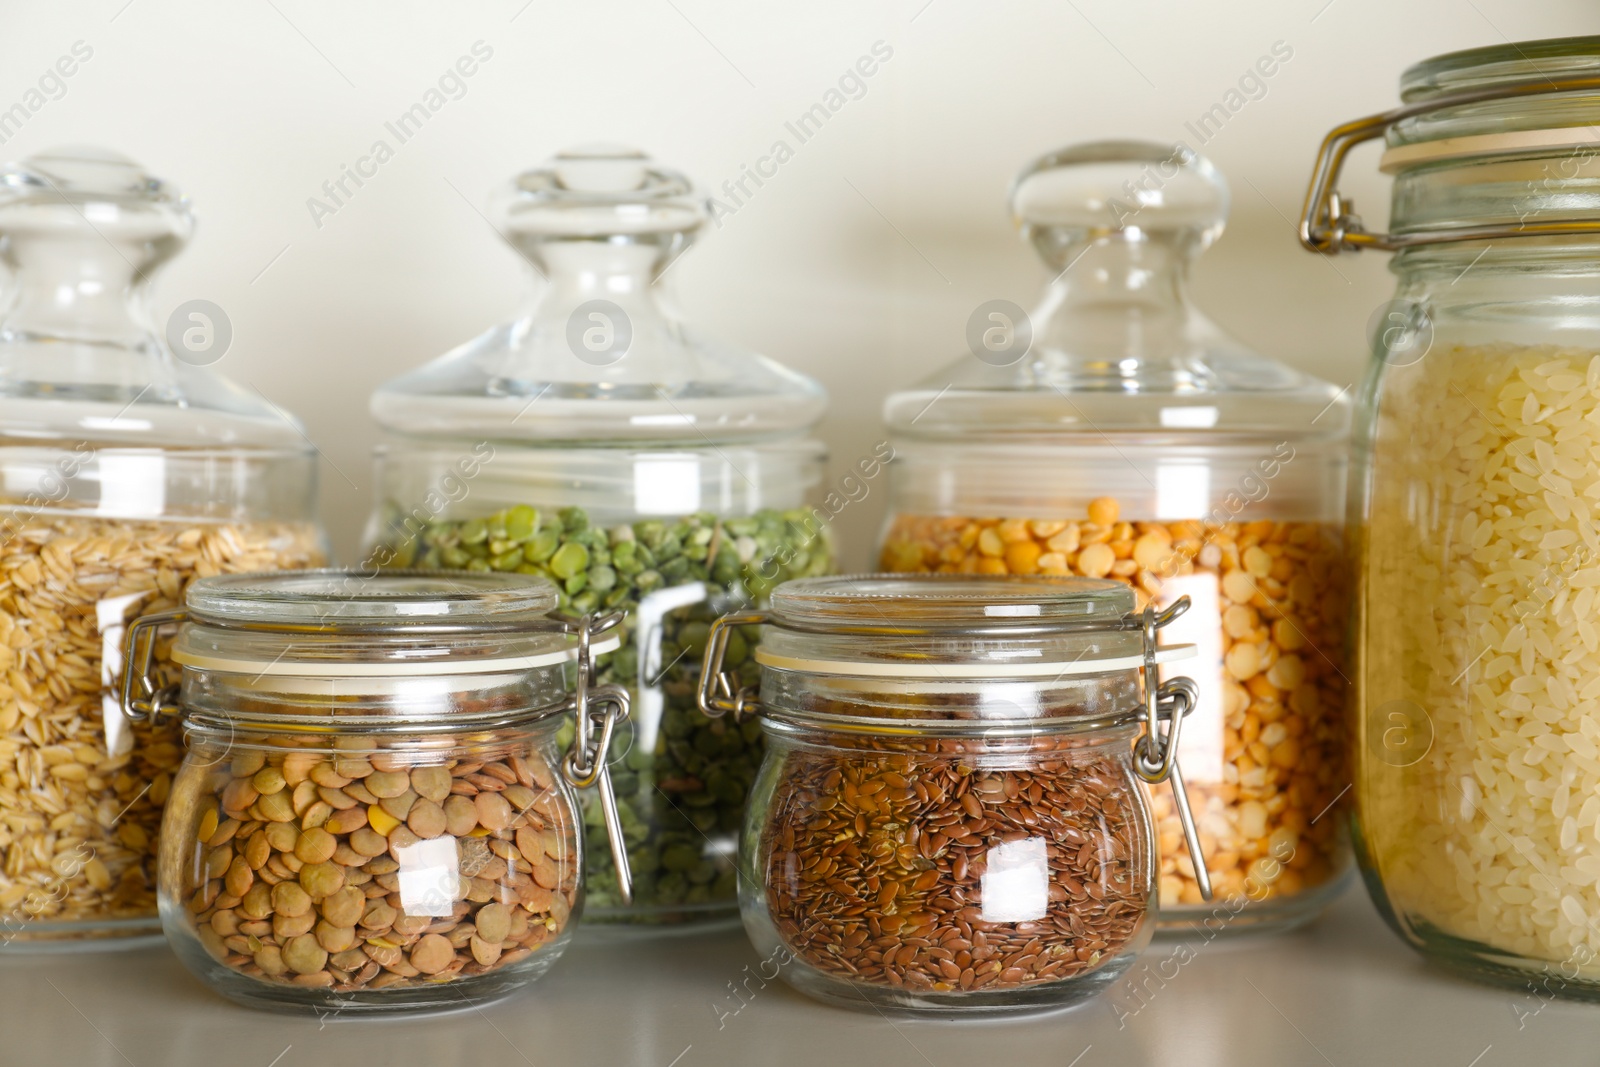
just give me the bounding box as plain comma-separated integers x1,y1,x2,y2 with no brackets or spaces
759,734,1149,994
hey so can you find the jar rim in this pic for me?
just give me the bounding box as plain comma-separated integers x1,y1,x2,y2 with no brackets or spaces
185,568,561,627
173,568,617,679
1401,36,1600,102
756,573,1198,678
753,642,1192,680
757,706,1145,739
177,698,573,738
769,573,1134,629
734,573,1197,738
1381,36,1600,174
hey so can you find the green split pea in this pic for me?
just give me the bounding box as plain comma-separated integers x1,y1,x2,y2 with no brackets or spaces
383,504,833,921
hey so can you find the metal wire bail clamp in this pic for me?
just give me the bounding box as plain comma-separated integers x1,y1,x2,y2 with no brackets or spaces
1131,597,1211,902
699,595,1212,901
697,609,768,720
1299,73,1600,255
119,609,186,725
559,611,635,905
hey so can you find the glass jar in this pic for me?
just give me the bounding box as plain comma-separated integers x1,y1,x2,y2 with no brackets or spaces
0,149,324,950
700,573,1211,1016
877,141,1352,934
122,570,631,1014
1301,35,1600,994
365,146,831,926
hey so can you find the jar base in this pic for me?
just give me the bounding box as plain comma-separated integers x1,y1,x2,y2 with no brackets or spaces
772,952,1137,1018
205,980,525,1018
576,911,741,941
1153,868,1353,940
0,917,164,954
168,928,569,1016
1395,917,1600,1003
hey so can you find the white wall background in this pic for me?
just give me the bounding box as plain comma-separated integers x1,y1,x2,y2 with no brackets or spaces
0,0,1591,567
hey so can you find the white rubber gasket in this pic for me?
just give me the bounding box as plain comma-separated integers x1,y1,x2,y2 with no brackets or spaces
172,633,620,677
1380,126,1600,173
754,643,1196,679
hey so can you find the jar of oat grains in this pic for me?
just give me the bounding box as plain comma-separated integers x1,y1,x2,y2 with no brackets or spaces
1301,35,1600,991
878,140,1352,934
0,149,324,949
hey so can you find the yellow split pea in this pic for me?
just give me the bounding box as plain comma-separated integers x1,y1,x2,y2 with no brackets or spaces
880,498,1349,914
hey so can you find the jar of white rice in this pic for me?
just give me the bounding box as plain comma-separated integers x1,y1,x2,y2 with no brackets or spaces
1301,34,1600,996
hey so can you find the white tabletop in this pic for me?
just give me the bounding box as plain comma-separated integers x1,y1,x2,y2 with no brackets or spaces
1,885,1590,1067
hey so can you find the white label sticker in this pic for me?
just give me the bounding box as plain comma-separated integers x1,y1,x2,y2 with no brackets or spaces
96,453,166,518
1156,461,1211,521
1158,573,1226,783
980,837,1049,923
395,836,460,917
97,591,154,759
633,456,701,516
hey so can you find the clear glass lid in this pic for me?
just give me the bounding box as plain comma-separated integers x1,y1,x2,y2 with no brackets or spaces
0,146,309,450
1399,34,1600,101
772,573,1133,627
370,144,826,445
1391,36,1600,151
757,573,1191,678
1380,37,1600,241
883,140,1347,441
174,570,618,675
185,569,560,625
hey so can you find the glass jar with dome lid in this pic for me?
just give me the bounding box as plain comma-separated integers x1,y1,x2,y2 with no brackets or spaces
877,140,1352,934
366,145,832,927
0,147,324,949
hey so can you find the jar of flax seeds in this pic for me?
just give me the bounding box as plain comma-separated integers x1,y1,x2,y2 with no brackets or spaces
700,573,1210,1016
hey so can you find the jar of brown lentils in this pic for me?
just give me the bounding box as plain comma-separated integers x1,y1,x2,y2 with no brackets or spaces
878,139,1352,934
700,574,1210,1016
122,571,632,1015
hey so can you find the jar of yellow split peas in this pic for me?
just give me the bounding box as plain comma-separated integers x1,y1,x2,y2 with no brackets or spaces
877,139,1353,935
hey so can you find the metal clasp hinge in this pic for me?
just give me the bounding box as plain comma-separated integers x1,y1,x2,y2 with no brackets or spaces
1132,598,1212,902
697,610,768,720
1299,73,1600,254
119,609,186,725
557,611,634,906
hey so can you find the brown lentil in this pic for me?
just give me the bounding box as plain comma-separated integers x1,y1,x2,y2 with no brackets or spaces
879,500,1348,910
179,741,577,994
760,735,1149,992
0,519,321,936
